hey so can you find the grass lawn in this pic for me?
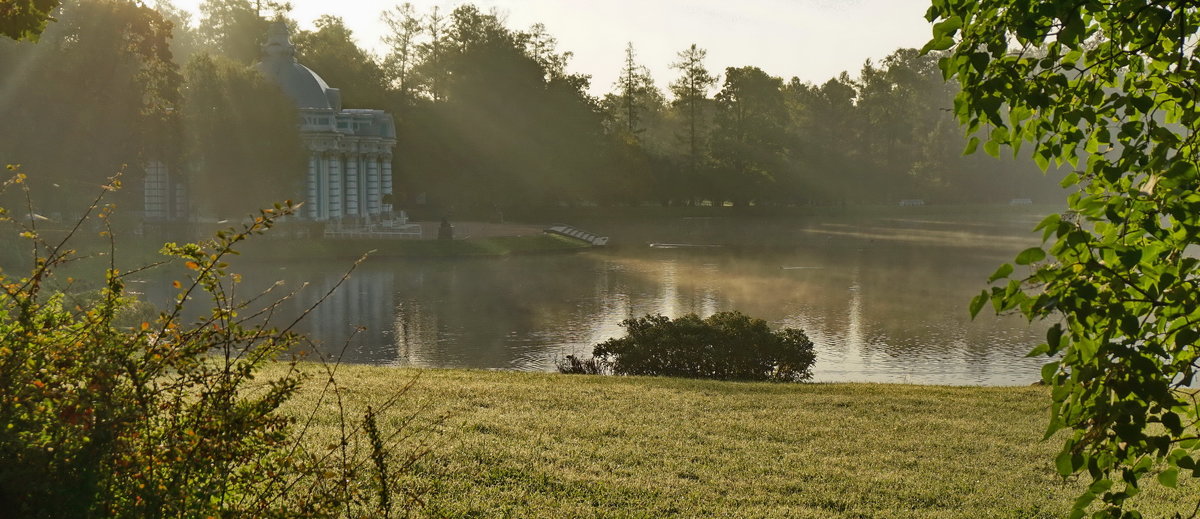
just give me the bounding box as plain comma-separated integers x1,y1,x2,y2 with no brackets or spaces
277,365,1196,518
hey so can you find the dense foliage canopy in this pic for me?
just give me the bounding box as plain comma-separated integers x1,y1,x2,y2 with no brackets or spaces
182,53,306,216
0,0,60,41
0,0,178,217
0,0,1063,223
926,0,1200,516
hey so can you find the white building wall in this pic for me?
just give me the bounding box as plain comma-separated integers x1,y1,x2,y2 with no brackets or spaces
143,161,169,220
297,110,394,222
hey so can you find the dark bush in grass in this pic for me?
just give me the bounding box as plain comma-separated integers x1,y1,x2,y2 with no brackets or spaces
554,354,610,375
592,311,815,382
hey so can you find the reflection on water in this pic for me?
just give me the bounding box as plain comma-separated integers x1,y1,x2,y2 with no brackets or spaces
143,214,1053,385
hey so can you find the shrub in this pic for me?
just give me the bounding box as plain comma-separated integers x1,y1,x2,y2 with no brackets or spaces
592,311,815,382
0,172,425,517
554,354,610,375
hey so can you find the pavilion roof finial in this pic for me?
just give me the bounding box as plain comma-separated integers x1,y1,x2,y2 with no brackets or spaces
263,20,295,62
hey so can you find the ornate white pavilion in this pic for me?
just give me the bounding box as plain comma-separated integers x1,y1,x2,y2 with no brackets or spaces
256,21,397,224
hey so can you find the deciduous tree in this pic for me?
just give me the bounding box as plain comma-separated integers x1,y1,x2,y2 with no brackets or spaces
395,5,604,215
0,0,180,215
197,0,268,64
182,53,305,218
927,1,1200,516
711,66,787,206
293,14,388,108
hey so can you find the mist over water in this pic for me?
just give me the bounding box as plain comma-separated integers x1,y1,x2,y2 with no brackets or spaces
144,209,1053,386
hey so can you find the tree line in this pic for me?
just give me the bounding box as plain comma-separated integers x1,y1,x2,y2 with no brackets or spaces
0,0,1062,222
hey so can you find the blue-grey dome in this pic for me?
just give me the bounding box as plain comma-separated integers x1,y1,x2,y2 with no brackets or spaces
256,22,336,110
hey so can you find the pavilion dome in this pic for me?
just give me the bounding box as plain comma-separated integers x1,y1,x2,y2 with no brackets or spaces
256,21,337,110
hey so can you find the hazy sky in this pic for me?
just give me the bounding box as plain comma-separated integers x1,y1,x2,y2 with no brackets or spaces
171,0,935,96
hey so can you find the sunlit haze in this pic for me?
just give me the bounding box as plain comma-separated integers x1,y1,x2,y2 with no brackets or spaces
169,0,934,95
2,0,1066,387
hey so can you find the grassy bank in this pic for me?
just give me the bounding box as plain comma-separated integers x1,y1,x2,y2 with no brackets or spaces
0,232,592,277
230,233,592,260
279,366,1194,518
534,202,1065,226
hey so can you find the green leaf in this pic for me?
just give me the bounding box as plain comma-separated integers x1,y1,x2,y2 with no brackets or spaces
1033,150,1050,171
1118,249,1141,268
1047,323,1064,349
1175,328,1198,348
1041,361,1059,384
969,290,989,318
1035,213,1061,241
963,136,979,155
933,15,963,37
1157,468,1178,488
1162,412,1182,434
1059,172,1080,188
1179,455,1196,470
1071,489,1096,518
1015,247,1046,265
921,36,955,53
1130,95,1153,113
1056,450,1076,477
988,263,1014,282
984,139,1000,157
969,51,989,73
1075,338,1098,363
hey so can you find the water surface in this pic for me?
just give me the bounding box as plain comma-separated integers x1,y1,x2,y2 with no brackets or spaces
187,209,1053,386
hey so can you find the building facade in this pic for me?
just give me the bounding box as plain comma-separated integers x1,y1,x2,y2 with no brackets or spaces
256,22,397,223
143,160,188,221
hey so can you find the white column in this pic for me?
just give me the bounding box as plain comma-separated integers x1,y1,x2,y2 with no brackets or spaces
366,154,381,216
318,152,331,221
359,155,368,217
345,152,360,217
307,153,319,220
381,154,393,214
328,154,342,218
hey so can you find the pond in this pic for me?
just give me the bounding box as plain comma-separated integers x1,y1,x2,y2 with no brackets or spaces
145,207,1056,385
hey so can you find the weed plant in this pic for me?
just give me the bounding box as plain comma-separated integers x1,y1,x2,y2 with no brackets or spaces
0,170,428,517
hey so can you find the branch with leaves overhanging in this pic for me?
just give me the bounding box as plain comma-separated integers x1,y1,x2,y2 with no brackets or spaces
927,1,1200,517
